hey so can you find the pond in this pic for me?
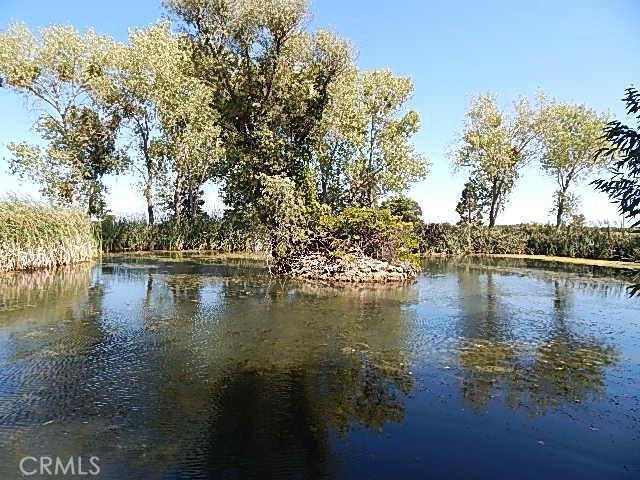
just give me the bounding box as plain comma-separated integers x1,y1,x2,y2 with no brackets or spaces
0,254,638,479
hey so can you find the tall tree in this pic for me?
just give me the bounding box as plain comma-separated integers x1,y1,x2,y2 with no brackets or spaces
311,67,361,209
452,93,538,227
165,0,352,223
0,24,125,216
592,87,640,297
346,70,427,207
96,23,171,224
537,100,611,227
100,21,223,222
133,22,223,222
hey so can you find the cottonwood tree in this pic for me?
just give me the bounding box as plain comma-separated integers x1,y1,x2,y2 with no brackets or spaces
133,22,222,222
0,24,126,216
345,69,427,207
452,93,538,227
312,69,428,209
102,22,223,222
165,0,353,224
156,94,224,221
311,67,361,209
97,23,175,224
537,100,610,227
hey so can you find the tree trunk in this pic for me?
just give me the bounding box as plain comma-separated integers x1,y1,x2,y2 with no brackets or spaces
555,198,564,228
173,175,183,223
140,121,155,225
488,201,497,228
147,201,155,225
555,185,570,228
488,182,499,228
145,184,155,225
188,181,196,219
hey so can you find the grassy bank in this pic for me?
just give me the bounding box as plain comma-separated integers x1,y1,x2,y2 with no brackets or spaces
100,215,640,265
0,200,96,272
5,198,637,274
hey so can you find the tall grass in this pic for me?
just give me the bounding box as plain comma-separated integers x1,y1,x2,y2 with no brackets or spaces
98,215,268,253
417,223,640,262
0,199,96,272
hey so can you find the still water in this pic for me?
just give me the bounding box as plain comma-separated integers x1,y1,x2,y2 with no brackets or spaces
0,254,638,479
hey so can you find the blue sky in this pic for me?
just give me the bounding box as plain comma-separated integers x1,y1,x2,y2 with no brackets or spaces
1,0,639,224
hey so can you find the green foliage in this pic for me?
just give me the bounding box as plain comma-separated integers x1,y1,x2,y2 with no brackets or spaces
417,223,640,262
537,98,611,227
452,93,538,227
344,70,428,206
593,87,640,227
1,3,428,270
0,199,96,272
99,213,267,253
456,179,484,225
254,174,313,257
314,69,428,208
592,87,640,296
380,196,423,223
316,207,418,264
167,0,353,216
0,24,126,216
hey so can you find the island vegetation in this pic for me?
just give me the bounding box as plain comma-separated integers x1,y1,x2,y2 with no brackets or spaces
0,0,638,290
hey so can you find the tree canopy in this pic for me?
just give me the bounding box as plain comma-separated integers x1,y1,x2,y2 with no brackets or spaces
0,24,126,216
537,99,611,227
452,93,538,227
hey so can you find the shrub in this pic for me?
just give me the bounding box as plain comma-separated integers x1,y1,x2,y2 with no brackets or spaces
316,207,418,264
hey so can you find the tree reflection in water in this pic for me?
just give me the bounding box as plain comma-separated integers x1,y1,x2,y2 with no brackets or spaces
456,268,618,414
145,276,417,477
0,255,629,478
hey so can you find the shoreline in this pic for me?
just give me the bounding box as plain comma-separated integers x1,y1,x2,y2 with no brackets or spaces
462,253,640,270
3,250,639,274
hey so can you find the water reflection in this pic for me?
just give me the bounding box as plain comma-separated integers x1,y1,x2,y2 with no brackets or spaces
454,267,618,415
0,255,635,479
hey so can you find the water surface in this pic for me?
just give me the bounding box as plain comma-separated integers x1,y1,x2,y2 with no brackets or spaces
0,254,638,479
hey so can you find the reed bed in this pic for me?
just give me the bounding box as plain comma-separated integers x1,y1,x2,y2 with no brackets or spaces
99,215,268,253
0,199,96,272
417,223,640,262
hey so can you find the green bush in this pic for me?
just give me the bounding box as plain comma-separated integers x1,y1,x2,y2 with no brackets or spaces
316,207,418,264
